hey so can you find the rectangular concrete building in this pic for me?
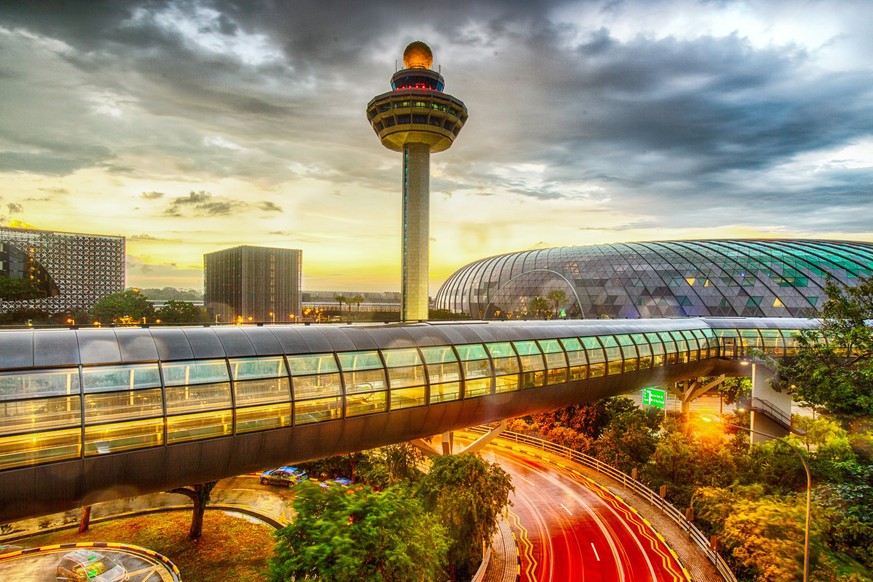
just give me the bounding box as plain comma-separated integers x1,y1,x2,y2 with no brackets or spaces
204,245,302,323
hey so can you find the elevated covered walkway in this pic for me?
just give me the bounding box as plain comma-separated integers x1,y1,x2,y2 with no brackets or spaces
0,317,815,522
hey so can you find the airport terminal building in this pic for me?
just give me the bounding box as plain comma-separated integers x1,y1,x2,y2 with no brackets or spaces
433,239,873,320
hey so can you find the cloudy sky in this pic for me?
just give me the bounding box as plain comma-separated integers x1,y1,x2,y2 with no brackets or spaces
1,0,872,293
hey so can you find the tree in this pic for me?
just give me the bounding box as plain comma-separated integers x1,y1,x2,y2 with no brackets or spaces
334,295,347,319
0,275,44,300
91,289,156,324
167,481,217,540
776,275,873,418
417,454,514,580
358,444,426,489
157,300,208,323
527,296,551,319
547,289,567,318
269,482,448,582
349,295,365,320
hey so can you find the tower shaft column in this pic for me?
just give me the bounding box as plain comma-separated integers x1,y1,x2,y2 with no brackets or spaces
402,142,430,321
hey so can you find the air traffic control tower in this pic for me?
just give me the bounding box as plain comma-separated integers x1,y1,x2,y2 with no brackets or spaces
367,41,468,321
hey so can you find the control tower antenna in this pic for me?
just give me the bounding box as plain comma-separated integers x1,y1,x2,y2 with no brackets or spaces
366,41,468,321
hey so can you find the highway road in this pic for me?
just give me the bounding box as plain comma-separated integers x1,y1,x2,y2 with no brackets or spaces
479,443,690,582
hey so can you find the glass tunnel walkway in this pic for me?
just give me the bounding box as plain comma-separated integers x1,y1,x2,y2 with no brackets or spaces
0,317,817,522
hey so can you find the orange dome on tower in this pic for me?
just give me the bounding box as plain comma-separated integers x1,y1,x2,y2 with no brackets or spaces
403,41,433,69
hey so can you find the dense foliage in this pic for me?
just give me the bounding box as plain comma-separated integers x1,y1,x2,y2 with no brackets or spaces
91,289,156,324
272,446,512,581
776,275,873,418
269,483,448,582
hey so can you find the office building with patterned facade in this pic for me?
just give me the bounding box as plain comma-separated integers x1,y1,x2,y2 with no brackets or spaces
204,245,302,323
434,239,873,320
0,226,125,313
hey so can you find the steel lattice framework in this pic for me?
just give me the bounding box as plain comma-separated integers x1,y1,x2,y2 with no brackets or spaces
434,239,873,320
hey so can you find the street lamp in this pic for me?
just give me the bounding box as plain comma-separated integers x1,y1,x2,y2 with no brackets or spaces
700,414,811,582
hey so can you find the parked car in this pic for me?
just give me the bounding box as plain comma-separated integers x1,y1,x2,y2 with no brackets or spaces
260,465,308,487
56,549,128,582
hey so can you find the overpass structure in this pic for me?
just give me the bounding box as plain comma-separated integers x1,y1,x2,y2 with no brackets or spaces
0,318,816,523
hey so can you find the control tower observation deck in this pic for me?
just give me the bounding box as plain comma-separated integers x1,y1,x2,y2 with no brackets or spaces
366,41,468,321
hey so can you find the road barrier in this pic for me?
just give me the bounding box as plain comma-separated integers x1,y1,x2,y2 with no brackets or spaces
468,426,738,582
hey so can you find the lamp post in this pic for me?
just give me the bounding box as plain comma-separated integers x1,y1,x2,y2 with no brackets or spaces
701,415,811,582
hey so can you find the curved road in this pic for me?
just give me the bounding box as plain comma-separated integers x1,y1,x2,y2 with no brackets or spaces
479,444,690,581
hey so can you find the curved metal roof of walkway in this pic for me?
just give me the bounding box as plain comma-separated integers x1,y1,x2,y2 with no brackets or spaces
0,318,816,522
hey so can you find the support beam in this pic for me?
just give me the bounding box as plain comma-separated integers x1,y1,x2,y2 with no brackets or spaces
410,438,441,457
441,431,454,455
668,375,725,415
459,420,508,455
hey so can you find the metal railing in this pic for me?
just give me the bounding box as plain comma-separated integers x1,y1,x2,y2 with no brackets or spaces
749,397,793,431
468,426,738,582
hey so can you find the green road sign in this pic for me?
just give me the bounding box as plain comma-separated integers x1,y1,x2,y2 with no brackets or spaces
641,387,666,409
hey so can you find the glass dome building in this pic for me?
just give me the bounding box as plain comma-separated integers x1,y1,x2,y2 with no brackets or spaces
433,239,873,320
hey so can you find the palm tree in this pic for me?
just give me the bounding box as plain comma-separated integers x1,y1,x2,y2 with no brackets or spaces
547,289,567,319
528,296,551,320
349,295,364,320
334,295,347,320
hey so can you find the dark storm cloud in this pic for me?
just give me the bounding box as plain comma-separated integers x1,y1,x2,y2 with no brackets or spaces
1,0,871,237
164,190,243,217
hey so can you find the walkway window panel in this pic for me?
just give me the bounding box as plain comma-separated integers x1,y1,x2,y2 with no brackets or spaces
82,364,164,425
455,344,492,398
781,330,802,356
338,351,388,416
759,330,784,356
234,377,291,406
420,346,461,404
165,382,232,414
162,359,230,387
669,332,690,364
680,330,700,361
230,356,288,381
598,336,624,375
0,368,80,400
658,332,679,365
167,410,232,443
696,329,715,358
713,329,740,357
0,428,81,470
631,334,653,369
84,417,164,456
287,353,340,376
235,403,292,433
82,364,161,393
486,342,520,393
291,373,342,400
616,335,639,372
1,395,81,435
383,349,428,410
739,330,764,353
294,397,341,425
85,389,163,424
540,339,569,384
513,341,546,389
644,333,665,367
346,391,387,417
579,337,605,377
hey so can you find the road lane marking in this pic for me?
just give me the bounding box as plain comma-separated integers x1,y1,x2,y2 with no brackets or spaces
590,542,601,561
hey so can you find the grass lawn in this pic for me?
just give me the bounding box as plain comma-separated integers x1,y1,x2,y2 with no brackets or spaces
18,509,276,581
